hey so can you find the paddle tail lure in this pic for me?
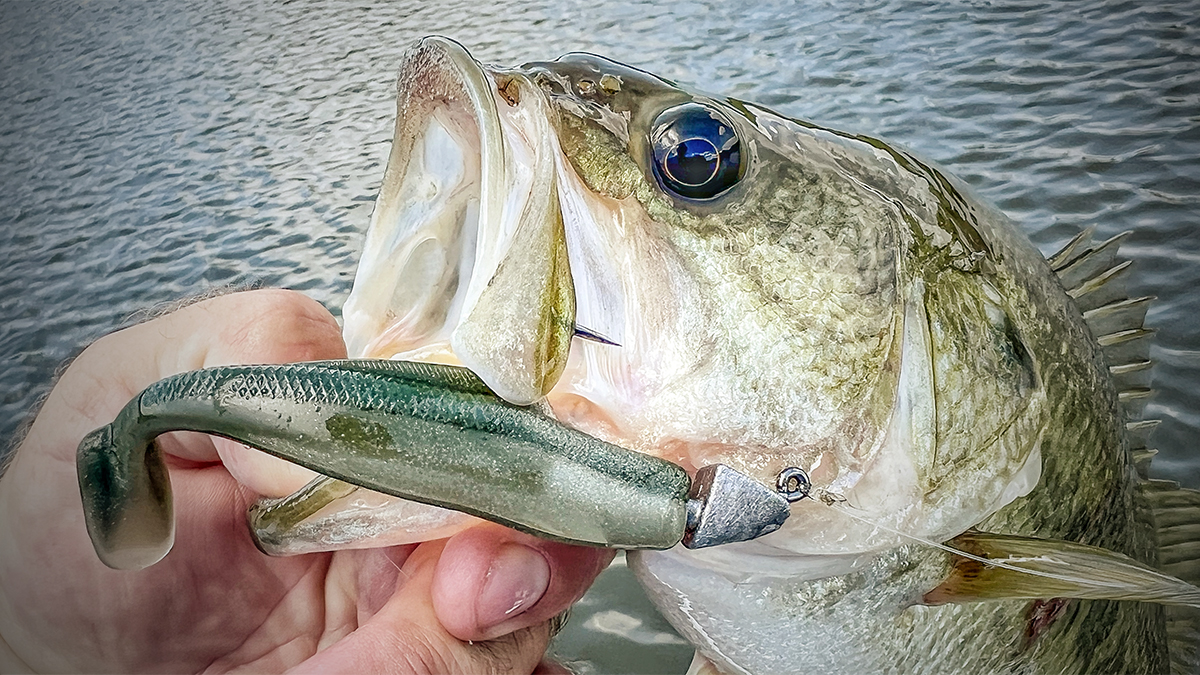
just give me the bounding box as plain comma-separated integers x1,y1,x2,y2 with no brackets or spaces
77,360,798,570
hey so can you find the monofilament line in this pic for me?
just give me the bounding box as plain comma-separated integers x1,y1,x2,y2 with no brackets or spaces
817,491,1124,588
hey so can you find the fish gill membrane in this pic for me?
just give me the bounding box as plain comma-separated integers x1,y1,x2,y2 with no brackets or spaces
77,36,1200,675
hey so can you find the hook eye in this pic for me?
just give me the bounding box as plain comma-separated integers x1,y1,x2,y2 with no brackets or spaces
776,467,811,502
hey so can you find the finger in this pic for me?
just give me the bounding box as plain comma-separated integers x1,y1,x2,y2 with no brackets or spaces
28,289,345,499
27,289,345,461
291,540,553,675
153,288,347,375
155,289,348,495
208,437,324,499
431,523,615,642
0,290,347,672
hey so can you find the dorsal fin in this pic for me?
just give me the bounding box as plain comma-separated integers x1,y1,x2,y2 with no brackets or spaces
1083,296,1153,338
1143,480,1200,588
1098,328,1156,368
1049,228,1157,417
1126,419,1161,479
1110,359,1153,392
1049,229,1199,672
1049,228,1138,317
1048,225,1096,271
1051,228,1133,311
1069,260,1133,312
1117,387,1155,421
1057,231,1131,292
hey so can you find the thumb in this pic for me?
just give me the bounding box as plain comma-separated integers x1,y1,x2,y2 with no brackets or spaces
288,540,552,675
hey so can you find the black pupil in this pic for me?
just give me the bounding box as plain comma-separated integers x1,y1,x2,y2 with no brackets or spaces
650,103,742,200
666,139,719,186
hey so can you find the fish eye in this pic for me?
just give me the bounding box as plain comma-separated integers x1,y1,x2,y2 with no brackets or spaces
650,103,743,200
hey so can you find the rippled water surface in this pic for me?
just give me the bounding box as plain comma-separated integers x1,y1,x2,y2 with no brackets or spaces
2,1,1198,672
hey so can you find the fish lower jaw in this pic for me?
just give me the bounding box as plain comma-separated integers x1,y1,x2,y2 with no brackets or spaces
370,341,463,366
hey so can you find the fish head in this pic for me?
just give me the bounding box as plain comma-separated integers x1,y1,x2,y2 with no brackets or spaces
344,37,1046,575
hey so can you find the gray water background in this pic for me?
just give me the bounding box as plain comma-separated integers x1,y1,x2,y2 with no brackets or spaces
1,0,1197,672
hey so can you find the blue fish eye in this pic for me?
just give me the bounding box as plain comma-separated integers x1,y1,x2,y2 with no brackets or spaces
650,103,743,200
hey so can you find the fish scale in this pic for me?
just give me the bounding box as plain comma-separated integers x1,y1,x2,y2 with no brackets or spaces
500,41,1199,673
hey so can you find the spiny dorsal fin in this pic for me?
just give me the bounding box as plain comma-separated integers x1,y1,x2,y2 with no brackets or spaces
1118,386,1155,421
1050,228,1160,447
922,531,1200,608
1057,231,1131,292
1048,225,1096,271
1126,420,1161,478
1110,359,1154,392
1084,296,1153,338
1126,419,1161,450
1050,229,1195,672
1051,227,1140,327
1098,328,1156,368
1133,448,1159,479
1069,259,1133,312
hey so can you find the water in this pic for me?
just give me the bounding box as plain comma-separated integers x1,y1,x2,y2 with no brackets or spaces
1,0,1197,672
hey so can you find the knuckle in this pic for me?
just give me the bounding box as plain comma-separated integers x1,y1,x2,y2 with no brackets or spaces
472,622,550,674
216,290,343,363
391,620,482,675
400,620,549,675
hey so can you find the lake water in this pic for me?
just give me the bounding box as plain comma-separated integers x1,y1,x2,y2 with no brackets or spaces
1,0,1197,672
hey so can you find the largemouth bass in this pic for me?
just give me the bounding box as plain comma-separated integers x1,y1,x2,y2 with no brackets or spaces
73,35,1200,674
332,37,1200,674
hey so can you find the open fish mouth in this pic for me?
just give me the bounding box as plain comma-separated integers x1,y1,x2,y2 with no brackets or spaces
343,37,578,406
265,38,659,555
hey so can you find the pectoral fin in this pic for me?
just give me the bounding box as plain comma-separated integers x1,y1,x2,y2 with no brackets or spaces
686,652,725,675
923,531,1200,608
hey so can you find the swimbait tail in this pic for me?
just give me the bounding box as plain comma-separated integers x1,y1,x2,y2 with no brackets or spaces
77,359,690,570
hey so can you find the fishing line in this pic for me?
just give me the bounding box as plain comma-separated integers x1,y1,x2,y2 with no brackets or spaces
813,490,1125,588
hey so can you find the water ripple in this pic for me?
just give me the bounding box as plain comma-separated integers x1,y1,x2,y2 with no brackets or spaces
2,0,1198,670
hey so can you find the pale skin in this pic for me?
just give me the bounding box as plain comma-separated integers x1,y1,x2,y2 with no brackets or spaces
0,289,614,674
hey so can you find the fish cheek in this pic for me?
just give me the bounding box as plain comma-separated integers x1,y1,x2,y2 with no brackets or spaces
552,106,645,201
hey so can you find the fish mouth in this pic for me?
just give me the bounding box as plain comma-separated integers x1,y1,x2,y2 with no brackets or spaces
343,36,576,405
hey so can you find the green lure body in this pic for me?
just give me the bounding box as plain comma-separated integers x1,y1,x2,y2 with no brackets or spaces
77,359,690,570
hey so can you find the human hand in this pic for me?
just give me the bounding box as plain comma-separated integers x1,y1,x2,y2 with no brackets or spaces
0,289,613,673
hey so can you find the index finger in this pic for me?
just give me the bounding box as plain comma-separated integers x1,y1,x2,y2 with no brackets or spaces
22,289,345,490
